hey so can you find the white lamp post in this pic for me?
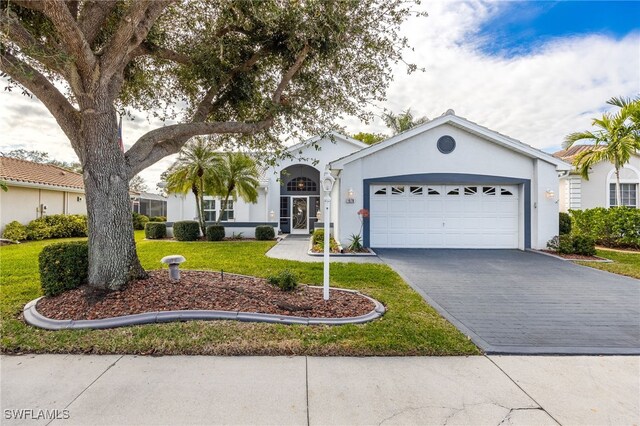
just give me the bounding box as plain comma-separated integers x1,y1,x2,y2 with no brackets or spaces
321,170,335,301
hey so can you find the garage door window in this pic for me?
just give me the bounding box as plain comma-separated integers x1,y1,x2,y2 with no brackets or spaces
427,187,440,195
464,186,478,195
391,186,405,195
447,187,460,195
374,186,387,195
410,186,423,195
483,186,496,195
500,188,514,196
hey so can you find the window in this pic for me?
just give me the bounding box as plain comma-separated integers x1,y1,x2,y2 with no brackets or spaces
410,186,423,195
280,197,289,225
220,200,234,220
391,186,405,195
500,188,513,196
447,187,460,195
427,187,440,195
203,199,216,222
610,183,637,207
287,177,317,192
464,186,477,195
374,186,387,195
483,186,496,195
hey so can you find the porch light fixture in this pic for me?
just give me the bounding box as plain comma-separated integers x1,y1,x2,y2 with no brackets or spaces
269,210,275,220
321,170,335,301
545,189,555,199
346,188,355,204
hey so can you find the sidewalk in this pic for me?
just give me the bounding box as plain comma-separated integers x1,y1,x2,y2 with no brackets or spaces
266,235,382,263
2,355,638,425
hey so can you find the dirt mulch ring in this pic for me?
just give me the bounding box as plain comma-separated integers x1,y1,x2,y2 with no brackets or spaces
36,270,376,321
541,250,609,261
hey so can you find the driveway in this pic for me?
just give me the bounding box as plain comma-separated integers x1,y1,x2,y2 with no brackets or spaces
376,249,640,354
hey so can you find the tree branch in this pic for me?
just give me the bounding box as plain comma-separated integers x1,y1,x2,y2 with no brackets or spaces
78,0,118,46
0,11,65,74
272,44,310,104
132,41,192,65
41,0,96,82
10,1,45,12
125,120,273,178
0,50,79,144
99,0,173,89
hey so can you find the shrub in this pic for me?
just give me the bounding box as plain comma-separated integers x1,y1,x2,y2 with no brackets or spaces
559,212,571,235
312,229,325,245
2,221,27,241
149,216,167,222
26,218,52,240
570,207,640,249
145,222,167,239
267,269,298,292
348,234,363,251
206,225,225,241
132,212,149,230
39,241,88,296
572,235,596,256
255,225,275,240
42,214,88,238
174,220,201,241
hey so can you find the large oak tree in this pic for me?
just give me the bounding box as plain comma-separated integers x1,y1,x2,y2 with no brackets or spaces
1,0,417,290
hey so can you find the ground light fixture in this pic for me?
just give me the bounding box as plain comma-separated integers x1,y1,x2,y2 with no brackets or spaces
321,170,336,300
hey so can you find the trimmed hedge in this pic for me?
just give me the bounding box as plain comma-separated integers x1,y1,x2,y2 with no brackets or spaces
255,225,275,240
145,222,167,239
39,241,88,296
559,212,571,235
173,220,200,241
547,234,596,256
132,212,149,230
206,225,225,241
149,216,167,222
570,207,640,249
26,218,52,240
2,221,28,241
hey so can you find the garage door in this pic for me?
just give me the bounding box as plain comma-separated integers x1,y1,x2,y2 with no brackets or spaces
370,184,519,248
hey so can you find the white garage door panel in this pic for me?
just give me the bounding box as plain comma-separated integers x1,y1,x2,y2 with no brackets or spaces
370,184,519,249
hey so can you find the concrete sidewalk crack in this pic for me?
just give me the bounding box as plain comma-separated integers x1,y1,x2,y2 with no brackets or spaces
485,355,563,426
45,355,124,426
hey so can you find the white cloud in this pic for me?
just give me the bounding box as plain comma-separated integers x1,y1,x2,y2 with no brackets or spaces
1,1,638,190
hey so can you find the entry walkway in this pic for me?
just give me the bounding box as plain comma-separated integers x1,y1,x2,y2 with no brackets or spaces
266,235,382,263
1,354,638,425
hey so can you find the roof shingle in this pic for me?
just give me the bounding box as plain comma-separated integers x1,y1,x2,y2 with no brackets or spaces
0,156,84,190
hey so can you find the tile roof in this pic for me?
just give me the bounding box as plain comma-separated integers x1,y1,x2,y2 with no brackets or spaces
553,145,604,162
0,156,84,190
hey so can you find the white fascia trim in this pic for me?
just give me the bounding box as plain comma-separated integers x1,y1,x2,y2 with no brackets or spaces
5,180,85,193
287,131,368,154
329,114,572,171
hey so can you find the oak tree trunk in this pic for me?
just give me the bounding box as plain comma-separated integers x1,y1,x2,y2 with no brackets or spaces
80,104,146,290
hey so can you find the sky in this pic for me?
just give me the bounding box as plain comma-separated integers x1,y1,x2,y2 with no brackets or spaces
1,0,639,192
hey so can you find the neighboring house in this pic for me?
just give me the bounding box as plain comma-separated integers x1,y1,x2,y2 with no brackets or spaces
0,156,86,234
168,111,571,249
131,191,168,218
0,156,168,234
554,145,640,211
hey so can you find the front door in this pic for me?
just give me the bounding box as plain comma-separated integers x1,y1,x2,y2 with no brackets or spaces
291,197,308,234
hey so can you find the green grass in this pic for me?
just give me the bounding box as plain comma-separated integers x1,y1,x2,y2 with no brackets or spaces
576,248,640,280
0,231,479,356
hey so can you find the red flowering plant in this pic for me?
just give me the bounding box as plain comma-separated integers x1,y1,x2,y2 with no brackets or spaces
348,209,370,252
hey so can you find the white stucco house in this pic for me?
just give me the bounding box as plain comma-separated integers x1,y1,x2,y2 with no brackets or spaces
167,111,571,249
554,145,640,211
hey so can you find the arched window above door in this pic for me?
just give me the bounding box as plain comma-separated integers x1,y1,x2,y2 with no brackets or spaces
287,176,317,192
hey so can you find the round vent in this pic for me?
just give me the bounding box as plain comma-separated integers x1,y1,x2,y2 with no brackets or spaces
437,135,456,154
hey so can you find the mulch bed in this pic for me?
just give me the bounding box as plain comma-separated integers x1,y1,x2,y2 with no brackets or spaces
541,250,609,261
36,270,375,321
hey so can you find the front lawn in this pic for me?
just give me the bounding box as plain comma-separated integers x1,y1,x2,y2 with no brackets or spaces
0,232,479,356
577,248,640,280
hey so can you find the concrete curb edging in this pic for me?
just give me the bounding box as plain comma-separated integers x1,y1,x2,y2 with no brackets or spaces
23,289,386,331
528,249,613,263
306,236,378,257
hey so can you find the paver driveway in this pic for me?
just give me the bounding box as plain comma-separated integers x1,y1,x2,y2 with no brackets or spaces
376,249,640,354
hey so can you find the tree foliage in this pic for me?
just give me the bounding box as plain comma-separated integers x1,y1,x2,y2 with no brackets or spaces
2,149,82,172
211,152,260,225
352,132,386,145
128,174,149,193
382,108,428,135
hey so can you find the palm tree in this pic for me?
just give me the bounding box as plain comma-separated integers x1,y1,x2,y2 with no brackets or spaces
165,138,223,234
213,153,260,225
564,96,640,207
382,108,428,135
